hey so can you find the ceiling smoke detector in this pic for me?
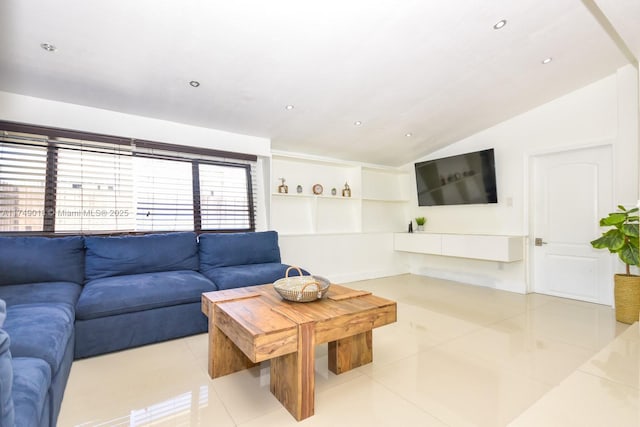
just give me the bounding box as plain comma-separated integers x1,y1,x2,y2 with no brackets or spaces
493,20,507,30
40,43,57,52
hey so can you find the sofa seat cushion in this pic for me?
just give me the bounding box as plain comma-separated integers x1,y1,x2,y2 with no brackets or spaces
199,231,282,270
0,282,82,308
3,303,74,374
76,270,216,320
0,236,85,286
201,263,307,290
85,232,199,281
11,357,51,427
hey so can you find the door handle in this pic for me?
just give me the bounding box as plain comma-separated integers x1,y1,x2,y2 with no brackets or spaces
534,238,548,246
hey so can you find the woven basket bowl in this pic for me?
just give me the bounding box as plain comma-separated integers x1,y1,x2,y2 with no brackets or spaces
274,267,330,302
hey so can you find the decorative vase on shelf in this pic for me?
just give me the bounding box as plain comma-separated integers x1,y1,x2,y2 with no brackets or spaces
277,177,288,194
342,182,351,197
415,217,426,232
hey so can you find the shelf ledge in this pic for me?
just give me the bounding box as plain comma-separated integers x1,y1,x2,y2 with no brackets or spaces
272,193,360,200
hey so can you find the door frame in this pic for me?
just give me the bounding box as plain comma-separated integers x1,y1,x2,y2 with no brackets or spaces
525,141,616,296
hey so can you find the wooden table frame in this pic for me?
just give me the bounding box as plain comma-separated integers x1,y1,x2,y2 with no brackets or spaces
201,284,397,421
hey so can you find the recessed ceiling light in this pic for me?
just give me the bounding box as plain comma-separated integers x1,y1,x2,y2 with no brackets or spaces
285,105,294,110
542,57,553,64
493,19,507,30
354,121,362,126
189,80,200,87
40,43,57,52
405,133,413,137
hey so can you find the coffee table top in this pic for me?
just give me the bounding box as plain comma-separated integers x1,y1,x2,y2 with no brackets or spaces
202,283,397,361
203,283,394,322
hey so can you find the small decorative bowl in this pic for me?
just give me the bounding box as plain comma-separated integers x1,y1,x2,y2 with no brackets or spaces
274,267,330,302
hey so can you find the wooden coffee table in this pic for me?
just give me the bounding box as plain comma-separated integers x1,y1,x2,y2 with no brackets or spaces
201,283,397,421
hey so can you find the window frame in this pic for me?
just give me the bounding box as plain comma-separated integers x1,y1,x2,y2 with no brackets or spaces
0,121,257,236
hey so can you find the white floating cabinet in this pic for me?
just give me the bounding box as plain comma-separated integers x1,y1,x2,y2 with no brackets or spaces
394,233,524,262
394,232,442,254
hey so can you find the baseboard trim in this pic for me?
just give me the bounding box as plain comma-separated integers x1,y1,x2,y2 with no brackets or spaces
331,268,409,285
410,267,527,294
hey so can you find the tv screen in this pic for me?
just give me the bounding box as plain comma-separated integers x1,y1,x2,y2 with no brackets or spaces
414,148,497,206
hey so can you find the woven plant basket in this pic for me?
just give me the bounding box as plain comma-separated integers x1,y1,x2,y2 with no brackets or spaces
614,274,640,324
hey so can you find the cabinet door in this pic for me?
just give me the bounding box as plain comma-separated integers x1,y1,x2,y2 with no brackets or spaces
394,233,442,254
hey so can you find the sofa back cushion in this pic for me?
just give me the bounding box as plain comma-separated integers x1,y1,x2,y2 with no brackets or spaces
0,300,15,427
0,236,85,286
199,231,281,271
85,232,198,281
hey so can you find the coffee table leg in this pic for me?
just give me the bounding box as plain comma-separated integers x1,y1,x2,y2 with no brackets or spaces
328,330,373,374
270,322,315,421
208,308,256,378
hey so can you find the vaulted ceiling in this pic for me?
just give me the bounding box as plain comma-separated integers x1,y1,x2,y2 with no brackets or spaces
0,0,638,166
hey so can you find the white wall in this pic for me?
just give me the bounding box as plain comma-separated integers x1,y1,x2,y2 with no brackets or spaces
278,233,407,284
0,91,272,157
0,90,273,230
403,65,639,294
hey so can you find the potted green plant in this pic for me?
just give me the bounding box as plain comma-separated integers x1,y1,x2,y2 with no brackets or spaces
415,217,426,232
590,205,640,323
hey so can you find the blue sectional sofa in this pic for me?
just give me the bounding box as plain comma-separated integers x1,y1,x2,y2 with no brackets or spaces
0,230,304,427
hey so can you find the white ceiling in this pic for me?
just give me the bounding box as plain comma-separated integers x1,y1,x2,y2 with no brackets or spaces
0,0,637,166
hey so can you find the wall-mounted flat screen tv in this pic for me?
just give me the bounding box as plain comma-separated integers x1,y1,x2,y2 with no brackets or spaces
414,148,497,206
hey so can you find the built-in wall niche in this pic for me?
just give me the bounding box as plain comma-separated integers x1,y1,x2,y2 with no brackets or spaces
361,167,410,201
270,194,315,234
272,157,360,198
315,197,361,233
270,154,409,235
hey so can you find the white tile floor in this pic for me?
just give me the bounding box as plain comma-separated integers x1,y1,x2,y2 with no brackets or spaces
58,274,636,426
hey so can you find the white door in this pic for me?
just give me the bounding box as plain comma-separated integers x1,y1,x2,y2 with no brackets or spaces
531,145,613,305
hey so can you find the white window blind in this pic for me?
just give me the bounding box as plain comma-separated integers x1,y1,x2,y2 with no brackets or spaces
199,163,251,230
0,133,48,232
55,139,135,232
134,156,194,231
